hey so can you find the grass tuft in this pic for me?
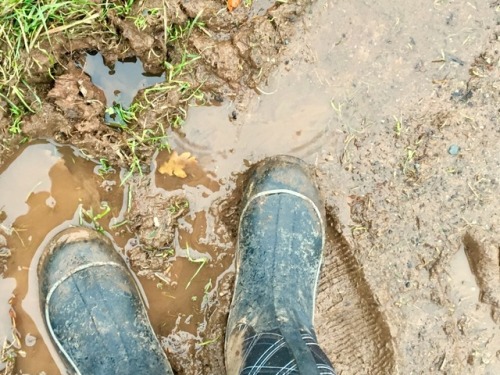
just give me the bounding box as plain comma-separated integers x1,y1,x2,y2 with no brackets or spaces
0,0,100,133
1,1,208,184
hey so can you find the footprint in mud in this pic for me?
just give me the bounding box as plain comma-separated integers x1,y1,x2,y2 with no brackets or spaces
315,208,397,375
462,229,500,323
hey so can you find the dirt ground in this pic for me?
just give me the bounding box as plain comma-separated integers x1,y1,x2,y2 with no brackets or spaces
1,0,499,374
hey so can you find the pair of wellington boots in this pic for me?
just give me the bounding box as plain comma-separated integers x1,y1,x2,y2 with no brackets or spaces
38,156,331,374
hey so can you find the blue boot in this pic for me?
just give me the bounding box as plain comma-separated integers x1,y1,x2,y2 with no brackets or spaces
38,228,173,375
225,156,335,375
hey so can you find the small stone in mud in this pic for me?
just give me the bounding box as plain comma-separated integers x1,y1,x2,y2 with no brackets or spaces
231,110,238,120
448,144,460,156
25,333,37,347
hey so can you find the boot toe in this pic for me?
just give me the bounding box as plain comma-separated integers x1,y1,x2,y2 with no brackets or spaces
38,227,173,375
243,155,324,215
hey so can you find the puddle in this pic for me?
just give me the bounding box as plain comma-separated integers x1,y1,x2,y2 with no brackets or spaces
170,0,493,184
0,142,123,373
249,0,276,17
0,141,233,373
449,240,498,332
449,244,480,306
448,244,500,370
450,248,482,312
172,81,341,179
82,52,165,123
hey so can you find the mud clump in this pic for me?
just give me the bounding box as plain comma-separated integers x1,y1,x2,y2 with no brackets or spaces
125,176,189,279
21,66,130,167
126,179,188,250
2,0,315,173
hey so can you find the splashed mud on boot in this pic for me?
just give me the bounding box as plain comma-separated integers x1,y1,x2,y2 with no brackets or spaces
315,207,397,374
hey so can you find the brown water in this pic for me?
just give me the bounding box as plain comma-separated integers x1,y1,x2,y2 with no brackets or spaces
0,141,233,373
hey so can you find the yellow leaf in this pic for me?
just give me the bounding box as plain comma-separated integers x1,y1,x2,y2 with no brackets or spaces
227,0,241,11
158,151,197,178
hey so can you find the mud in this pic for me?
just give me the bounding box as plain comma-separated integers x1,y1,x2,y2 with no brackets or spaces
1,0,500,374
463,229,500,323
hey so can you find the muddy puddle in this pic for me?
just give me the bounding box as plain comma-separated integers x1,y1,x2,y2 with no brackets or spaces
0,42,348,372
1,0,499,373
0,141,234,373
0,94,342,374
81,52,165,124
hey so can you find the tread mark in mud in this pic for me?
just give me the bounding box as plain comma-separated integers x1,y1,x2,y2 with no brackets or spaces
315,207,397,375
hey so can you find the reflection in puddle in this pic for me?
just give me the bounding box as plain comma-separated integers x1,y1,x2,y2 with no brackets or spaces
449,245,480,304
171,52,342,179
82,52,165,123
0,141,233,373
448,245,500,367
0,144,60,231
0,141,122,373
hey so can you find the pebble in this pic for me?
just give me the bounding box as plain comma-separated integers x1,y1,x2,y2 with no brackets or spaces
448,144,460,156
25,333,37,347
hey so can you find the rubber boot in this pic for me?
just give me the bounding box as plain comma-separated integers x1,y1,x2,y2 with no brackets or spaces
225,156,335,374
38,227,173,375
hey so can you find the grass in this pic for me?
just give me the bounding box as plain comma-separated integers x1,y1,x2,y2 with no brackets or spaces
118,124,171,184
97,157,113,176
105,102,139,127
0,0,100,131
166,10,207,43
1,296,23,373
400,140,423,181
79,202,111,233
393,115,403,138
107,11,206,184
105,0,135,17
115,59,205,184
184,243,209,290
1,1,209,185
169,199,190,214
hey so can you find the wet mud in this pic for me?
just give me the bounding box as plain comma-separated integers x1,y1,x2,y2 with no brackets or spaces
1,0,500,374
316,210,396,374
463,230,500,323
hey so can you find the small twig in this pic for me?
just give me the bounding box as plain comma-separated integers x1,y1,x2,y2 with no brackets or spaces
45,13,100,36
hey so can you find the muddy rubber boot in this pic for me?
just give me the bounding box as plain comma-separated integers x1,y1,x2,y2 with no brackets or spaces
225,156,336,375
38,228,173,375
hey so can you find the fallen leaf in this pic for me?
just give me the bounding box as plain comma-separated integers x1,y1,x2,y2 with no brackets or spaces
227,0,241,12
158,151,197,178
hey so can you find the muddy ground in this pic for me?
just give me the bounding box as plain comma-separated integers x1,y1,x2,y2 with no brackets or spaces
1,0,499,374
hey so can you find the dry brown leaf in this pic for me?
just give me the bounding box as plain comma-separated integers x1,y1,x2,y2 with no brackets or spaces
158,151,197,178
227,0,241,12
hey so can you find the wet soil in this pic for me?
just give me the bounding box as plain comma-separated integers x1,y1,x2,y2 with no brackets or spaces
1,0,500,374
